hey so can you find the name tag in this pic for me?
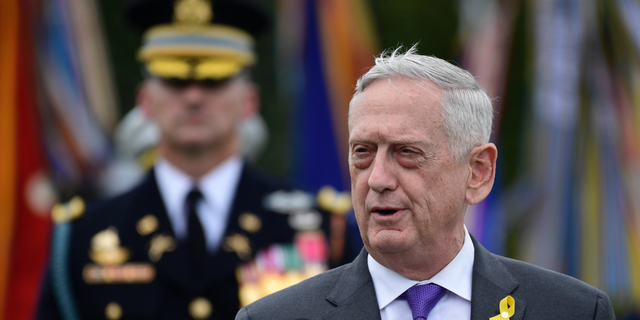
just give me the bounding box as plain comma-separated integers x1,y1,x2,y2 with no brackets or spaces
83,263,156,284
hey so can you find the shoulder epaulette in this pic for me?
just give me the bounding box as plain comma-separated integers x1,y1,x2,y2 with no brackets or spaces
51,196,85,223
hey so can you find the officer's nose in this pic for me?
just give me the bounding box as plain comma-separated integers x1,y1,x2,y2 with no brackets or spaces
183,83,206,105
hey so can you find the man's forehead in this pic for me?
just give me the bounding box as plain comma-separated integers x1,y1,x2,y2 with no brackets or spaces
350,78,442,117
363,77,442,99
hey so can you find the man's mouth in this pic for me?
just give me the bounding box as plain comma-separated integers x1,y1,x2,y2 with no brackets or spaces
372,208,401,216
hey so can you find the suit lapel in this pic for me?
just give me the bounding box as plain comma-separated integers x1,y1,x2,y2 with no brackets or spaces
322,249,381,320
130,170,198,292
470,235,526,320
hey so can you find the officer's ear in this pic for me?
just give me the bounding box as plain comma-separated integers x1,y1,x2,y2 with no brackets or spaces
465,143,497,205
241,80,259,119
137,81,154,118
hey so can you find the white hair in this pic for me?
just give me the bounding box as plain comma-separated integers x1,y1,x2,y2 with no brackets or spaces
349,45,494,161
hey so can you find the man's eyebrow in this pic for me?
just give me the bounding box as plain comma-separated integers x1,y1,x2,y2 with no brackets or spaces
349,137,438,150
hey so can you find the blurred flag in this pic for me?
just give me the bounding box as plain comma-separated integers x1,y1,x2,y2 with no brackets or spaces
459,0,640,316
276,0,379,193
276,0,380,263
0,0,117,319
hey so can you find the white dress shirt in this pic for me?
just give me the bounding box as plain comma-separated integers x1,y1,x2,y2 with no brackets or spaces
155,156,243,253
368,226,475,320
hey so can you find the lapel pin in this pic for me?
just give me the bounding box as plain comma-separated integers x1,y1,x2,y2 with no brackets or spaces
223,233,252,260
239,212,261,233
148,233,176,262
137,214,159,236
89,227,130,266
490,295,515,320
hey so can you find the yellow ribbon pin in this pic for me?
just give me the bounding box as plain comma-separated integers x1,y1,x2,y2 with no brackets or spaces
489,296,515,320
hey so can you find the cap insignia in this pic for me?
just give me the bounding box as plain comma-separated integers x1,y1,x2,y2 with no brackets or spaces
174,0,212,26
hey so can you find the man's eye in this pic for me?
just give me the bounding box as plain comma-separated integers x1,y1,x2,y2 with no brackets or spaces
355,147,368,153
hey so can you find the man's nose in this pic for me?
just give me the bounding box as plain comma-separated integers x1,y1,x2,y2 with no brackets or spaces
368,152,397,193
183,84,206,103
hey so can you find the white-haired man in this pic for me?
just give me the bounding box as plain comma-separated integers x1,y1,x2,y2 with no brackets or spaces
235,47,615,320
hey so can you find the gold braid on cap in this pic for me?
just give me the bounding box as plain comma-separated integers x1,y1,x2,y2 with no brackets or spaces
138,0,256,80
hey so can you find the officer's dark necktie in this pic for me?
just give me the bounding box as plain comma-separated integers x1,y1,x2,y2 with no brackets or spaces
186,189,206,273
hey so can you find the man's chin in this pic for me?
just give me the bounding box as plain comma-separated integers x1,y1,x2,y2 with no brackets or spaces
171,139,213,154
367,231,412,254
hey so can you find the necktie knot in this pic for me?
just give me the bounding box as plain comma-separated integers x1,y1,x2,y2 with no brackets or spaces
403,283,446,320
186,189,203,207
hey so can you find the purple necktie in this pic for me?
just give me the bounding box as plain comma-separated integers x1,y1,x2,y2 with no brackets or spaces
402,284,447,320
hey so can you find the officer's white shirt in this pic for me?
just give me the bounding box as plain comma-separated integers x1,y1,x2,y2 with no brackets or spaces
155,156,243,253
368,226,474,320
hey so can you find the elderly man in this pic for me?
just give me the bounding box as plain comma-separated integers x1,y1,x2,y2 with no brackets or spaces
235,47,615,320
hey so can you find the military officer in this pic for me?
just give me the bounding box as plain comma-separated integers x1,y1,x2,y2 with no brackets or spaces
35,0,331,319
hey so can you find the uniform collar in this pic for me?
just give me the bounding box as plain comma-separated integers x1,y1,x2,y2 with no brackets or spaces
368,225,475,310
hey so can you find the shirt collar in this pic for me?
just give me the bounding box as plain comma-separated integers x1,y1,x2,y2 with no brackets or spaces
368,226,475,310
197,155,243,213
154,156,244,237
155,158,193,225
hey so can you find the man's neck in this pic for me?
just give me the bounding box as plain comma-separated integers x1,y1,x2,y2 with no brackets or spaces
159,140,239,179
369,227,466,281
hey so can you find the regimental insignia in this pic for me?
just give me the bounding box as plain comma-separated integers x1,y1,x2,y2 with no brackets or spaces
105,302,122,320
239,212,261,233
223,233,252,260
316,185,352,216
174,0,212,26
189,297,213,319
51,196,85,223
148,233,177,262
89,227,130,266
137,214,159,236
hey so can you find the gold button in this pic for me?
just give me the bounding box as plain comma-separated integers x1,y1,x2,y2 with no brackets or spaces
189,297,212,319
105,302,122,320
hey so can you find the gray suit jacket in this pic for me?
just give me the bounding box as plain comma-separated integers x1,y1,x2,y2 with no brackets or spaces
236,236,615,320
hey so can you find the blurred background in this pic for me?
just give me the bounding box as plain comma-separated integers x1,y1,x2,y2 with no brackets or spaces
1,0,640,319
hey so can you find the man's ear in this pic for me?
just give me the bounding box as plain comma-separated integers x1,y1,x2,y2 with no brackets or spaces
465,143,498,205
137,82,153,118
241,82,259,119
